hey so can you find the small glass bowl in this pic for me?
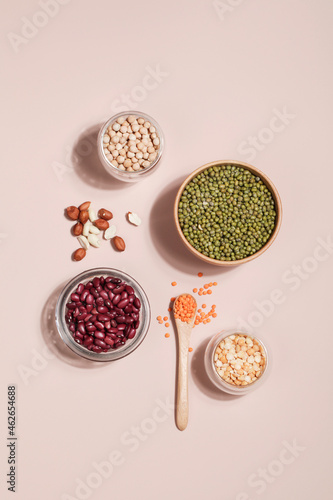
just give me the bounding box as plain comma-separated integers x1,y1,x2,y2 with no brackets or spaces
97,111,164,183
55,268,151,362
204,329,269,395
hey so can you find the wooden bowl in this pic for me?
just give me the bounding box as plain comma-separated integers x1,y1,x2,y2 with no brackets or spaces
174,160,282,266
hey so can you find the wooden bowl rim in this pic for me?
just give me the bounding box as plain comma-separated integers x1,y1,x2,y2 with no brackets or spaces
174,160,282,266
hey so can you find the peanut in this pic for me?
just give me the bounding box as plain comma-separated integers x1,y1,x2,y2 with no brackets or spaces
73,222,83,236
79,201,91,211
66,206,79,220
94,219,109,230
113,236,125,251
79,210,89,224
98,208,113,221
73,248,86,261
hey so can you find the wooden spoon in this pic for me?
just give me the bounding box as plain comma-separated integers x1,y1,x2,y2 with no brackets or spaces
173,294,197,431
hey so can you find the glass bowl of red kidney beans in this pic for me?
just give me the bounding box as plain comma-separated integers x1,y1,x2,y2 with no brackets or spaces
55,268,151,361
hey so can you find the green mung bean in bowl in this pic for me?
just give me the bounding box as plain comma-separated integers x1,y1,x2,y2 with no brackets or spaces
174,160,282,266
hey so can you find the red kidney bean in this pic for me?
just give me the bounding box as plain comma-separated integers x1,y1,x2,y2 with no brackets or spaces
85,281,93,289
86,294,94,305
118,298,129,309
104,337,114,346
134,320,140,329
79,305,86,312
134,297,141,309
125,316,134,324
94,320,104,330
97,306,108,313
108,329,118,335
71,293,80,302
131,306,139,314
96,297,104,306
99,290,109,300
78,323,86,335
116,316,126,323
111,278,122,284
113,285,125,294
91,308,98,315
86,325,96,332
125,285,134,295
77,312,87,321
69,324,75,332
92,345,102,352
104,321,111,330
127,328,136,339
106,282,116,290
100,276,105,285
94,339,107,349
75,332,84,340
128,296,134,303
84,314,93,323
91,288,99,298
120,291,128,300
77,283,84,294
117,324,126,331
67,302,76,310
108,291,115,301
93,277,100,287
86,304,93,313
124,305,133,314
80,290,89,301
97,314,109,322
113,294,121,305
131,312,139,321
94,331,105,340
83,336,94,347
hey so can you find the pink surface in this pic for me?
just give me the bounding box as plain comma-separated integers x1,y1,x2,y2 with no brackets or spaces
1,0,333,499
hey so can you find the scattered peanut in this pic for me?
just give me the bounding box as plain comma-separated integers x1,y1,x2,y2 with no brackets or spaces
113,236,126,252
66,206,79,220
98,208,113,221
73,248,86,261
73,222,83,236
94,219,109,230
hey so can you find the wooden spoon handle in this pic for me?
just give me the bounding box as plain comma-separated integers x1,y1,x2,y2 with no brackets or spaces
176,338,190,431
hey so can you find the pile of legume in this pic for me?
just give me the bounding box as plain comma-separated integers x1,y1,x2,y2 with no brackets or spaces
214,334,266,386
65,276,141,352
178,164,276,261
174,294,197,323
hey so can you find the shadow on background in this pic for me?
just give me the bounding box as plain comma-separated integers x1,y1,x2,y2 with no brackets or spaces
72,124,132,191
149,178,237,276
40,283,107,370
191,338,240,401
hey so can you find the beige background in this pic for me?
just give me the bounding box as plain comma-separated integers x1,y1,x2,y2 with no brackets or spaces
1,0,333,499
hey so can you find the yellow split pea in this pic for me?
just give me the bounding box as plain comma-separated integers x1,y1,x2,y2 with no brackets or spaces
214,334,266,386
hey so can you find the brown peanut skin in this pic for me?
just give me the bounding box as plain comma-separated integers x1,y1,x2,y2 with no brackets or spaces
73,222,83,236
113,236,125,251
66,206,79,220
98,208,113,221
94,219,109,230
79,201,91,211
73,248,86,261
79,210,89,224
